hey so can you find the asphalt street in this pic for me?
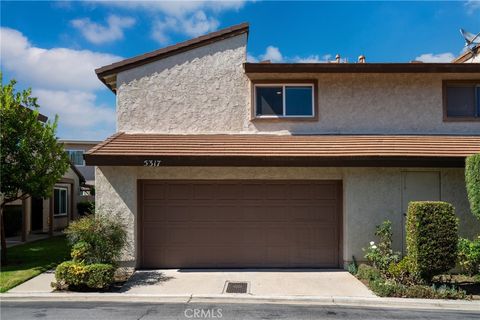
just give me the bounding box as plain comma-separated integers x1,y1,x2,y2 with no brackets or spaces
1,301,479,320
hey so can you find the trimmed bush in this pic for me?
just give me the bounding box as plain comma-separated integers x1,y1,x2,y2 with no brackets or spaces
77,201,95,216
465,154,480,221
406,201,458,282
458,236,480,276
64,214,127,265
54,261,115,290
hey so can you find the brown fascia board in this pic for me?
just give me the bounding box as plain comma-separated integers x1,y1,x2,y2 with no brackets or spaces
244,62,480,74
96,22,250,92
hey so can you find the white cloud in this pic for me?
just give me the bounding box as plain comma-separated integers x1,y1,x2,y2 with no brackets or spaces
152,11,219,44
465,0,480,14
71,14,135,44
415,52,455,63
0,27,122,91
93,0,246,44
250,46,334,63
33,89,115,140
96,1,246,17
1,27,120,140
259,46,283,62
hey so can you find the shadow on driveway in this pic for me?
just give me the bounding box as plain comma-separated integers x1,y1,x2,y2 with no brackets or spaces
120,271,175,292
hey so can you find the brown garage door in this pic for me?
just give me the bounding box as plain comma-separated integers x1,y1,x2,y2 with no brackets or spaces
139,180,342,268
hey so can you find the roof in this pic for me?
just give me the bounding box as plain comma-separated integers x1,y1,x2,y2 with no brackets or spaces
58,139,102,145
21,105,48,122
453,46,480,63
244,62,480,74
84,133,480,167
68,162,86,184
96,22,249,92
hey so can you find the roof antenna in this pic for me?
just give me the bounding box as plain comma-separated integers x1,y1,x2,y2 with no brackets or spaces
459,28,480,61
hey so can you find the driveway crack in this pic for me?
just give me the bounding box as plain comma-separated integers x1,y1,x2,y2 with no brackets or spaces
186,294,193,304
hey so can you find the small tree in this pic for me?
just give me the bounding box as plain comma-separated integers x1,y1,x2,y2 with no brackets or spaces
465,154,480,221
0,75,70,262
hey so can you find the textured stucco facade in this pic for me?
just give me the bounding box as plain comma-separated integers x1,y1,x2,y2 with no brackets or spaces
96,166,478,267
96,31,480,269
116,34,480,135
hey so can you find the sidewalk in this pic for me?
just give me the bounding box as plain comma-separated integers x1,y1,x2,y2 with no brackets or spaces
2,292,480,311
6,231,63,248
3,270,480,312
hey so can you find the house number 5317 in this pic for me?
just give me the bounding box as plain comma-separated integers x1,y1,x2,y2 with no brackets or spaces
143,160,162,167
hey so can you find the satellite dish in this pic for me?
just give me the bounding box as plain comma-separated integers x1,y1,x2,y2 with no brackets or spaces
460,28,480,49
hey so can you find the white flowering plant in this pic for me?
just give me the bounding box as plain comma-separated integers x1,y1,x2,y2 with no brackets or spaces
363,220,400,274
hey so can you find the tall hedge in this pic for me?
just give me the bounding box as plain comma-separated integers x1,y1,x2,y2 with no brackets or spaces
406,201,458,282
465,154,480,221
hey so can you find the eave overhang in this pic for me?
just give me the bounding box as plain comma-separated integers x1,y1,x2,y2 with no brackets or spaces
84,133,480,168
244,62,480,74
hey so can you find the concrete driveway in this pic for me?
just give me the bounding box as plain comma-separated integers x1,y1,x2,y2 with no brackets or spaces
121,269,374,297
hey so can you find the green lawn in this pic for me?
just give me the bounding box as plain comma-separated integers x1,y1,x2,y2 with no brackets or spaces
0,235,70,293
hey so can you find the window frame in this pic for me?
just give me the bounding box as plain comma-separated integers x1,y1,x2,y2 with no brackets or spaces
66,149,85,166
53,186,68,217
443,80,480,122
251,79,318,121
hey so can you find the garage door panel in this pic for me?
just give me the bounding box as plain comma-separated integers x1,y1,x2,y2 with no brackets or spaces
140,180,341,268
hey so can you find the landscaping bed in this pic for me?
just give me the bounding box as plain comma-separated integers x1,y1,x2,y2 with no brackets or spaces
352,201,480,300
0,236,70,293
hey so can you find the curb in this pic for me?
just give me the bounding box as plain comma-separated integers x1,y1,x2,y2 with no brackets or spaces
1,293,480,311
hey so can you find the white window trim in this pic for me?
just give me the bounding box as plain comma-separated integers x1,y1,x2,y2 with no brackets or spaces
54,187,68,217
67,149,85,166
254,83,315,118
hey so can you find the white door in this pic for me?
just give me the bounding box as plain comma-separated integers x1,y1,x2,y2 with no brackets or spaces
401,171,441,253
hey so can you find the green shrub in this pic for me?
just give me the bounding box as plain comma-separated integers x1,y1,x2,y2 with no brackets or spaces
357,264,381,282
388,256,418,285
406,201,458,282
458,236,480,276
369,278,400,297
64,214,127,265
77,201,95,216
70,241,92,263
465,154,480,221
363,220,400,274
54,261,114,290
366,277,467,299
347,256,358,275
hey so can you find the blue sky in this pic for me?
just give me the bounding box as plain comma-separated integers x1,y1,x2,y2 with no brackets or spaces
1,1,479,140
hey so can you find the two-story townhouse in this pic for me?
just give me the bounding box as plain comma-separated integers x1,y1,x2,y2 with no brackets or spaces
59,140,101,187
86,23,480,270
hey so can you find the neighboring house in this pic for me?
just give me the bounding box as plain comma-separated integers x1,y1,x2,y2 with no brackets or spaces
5,113,86,239
59,140,101,187
86,23,480,270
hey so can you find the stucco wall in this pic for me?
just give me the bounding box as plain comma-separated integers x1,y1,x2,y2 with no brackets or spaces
96,166,477,268
116,34,249,134
115,33,480,135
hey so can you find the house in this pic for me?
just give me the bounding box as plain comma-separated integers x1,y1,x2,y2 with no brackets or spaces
86,23,480,270
59,139,101,187
5,115,87,240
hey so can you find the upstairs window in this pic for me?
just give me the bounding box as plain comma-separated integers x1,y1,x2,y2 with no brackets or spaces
254,83,316,119
444,81,480,121
67,150,85,166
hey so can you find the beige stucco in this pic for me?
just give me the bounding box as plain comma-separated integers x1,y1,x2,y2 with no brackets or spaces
116,33,480,135
116,34,250,134
96,166,478,268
